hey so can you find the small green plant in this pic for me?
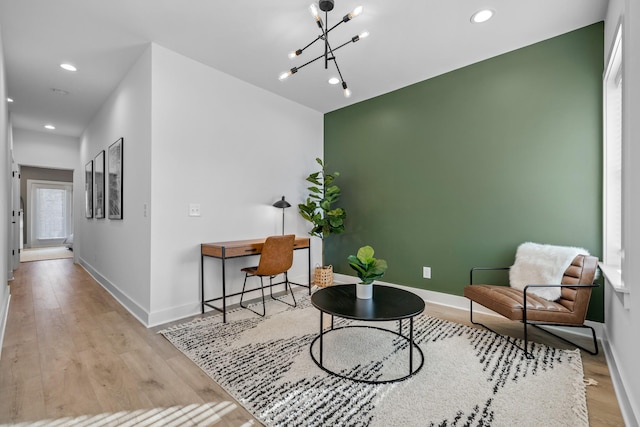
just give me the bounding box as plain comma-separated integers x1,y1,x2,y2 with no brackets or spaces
298,158,347,265
347,245,388,285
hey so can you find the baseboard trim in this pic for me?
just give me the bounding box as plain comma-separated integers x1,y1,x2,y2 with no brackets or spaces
0,290,10,360
77,257,150,327
601,329,640,427
148,303,201,328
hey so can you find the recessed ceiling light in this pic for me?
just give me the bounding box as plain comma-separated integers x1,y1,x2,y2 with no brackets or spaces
44,124,56,130
471,9,494,24
328,77,340,85
6,97,13,103
60,63,77,72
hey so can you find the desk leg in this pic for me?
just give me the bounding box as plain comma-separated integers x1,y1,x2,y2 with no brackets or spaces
201,254,205,314
221,253,227,323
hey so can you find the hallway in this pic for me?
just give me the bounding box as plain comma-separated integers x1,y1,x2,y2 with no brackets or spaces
0,259,255,425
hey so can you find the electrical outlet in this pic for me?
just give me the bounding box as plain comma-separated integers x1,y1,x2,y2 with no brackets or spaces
189,203,201,217
423,266,431,279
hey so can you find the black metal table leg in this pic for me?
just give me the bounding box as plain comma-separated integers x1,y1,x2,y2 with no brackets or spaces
319,310,324,367
409,317,414,374
308,246,312,295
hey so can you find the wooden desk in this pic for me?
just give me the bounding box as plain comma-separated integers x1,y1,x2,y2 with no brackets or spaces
201,236,311,322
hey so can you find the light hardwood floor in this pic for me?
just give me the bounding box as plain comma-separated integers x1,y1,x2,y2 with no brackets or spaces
0,259,625,426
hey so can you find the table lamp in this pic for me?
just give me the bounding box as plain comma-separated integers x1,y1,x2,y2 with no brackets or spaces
273,196,291,235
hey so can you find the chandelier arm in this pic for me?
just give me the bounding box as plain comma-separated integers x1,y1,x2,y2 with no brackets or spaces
323,38,346,83
298,34,325,56
332,55,346,84
290,37,355,73
330,38,354,53
295,51,329,71
324,10,329,68
325,19,346,36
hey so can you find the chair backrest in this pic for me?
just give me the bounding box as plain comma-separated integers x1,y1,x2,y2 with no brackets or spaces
558,254,599,321
255,234,295,276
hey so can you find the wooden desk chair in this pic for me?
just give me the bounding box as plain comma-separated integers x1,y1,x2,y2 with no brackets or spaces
464,254,599,358
240,234,296,317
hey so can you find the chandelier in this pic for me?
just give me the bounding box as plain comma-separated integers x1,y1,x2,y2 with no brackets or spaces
278,0,368,98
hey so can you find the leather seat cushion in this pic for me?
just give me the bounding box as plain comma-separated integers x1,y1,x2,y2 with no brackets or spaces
463,284,583,324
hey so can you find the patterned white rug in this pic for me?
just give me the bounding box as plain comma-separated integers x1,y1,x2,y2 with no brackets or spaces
160,294,589,427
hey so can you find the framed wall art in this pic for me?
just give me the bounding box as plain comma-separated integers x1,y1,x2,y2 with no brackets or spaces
108,137,123,219
85,160,93,218
94,150,105,219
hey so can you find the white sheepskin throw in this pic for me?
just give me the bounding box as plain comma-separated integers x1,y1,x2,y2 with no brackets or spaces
509,242,590,301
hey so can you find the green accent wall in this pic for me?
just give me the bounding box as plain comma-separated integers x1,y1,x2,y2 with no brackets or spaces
324,23,605,322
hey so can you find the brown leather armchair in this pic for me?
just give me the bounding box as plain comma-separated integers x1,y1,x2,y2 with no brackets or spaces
463,254,599,358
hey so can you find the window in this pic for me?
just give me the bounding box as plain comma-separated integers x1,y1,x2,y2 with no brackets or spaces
602,23,623,286
35,187,68,239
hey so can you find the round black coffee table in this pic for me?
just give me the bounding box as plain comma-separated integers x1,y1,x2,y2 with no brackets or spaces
310,284,425,384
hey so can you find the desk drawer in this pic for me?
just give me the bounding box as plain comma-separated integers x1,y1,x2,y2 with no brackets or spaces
224,243,263,258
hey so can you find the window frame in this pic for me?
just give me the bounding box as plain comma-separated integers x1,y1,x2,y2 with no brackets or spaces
26,179,73,248
601,21,626,292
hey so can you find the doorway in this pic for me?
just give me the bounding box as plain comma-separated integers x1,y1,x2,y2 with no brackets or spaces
19,165,74,262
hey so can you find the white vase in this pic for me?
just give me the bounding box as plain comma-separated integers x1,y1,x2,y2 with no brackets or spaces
356,283,373,299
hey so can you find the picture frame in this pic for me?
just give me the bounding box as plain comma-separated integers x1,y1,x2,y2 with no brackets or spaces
85,160,93,218
108,137,124,219
94,150,105,219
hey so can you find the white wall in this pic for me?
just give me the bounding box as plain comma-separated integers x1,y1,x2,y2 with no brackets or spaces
77,46,153,322
0,23,10,350
604,1,640,425
76,43,324,326
148,44,323,325
12,128,79,170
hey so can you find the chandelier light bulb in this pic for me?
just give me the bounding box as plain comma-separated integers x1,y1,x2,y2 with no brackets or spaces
359,30,370,39
279,67,298,81
328,77,340,85
288,49,303,59
342,81,351,98
348,5,363,20
309,4,320,20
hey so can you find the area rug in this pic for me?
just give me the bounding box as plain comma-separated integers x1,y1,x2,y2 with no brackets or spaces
20,246,73,262
159,294,588,427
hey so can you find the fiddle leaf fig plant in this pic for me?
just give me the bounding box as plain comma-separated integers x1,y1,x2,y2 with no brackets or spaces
347,245,388,285
299,157,347,266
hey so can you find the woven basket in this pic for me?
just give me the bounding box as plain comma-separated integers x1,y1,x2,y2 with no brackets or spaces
314,265,334,288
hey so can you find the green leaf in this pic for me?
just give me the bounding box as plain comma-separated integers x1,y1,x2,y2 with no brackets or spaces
357,246,375,263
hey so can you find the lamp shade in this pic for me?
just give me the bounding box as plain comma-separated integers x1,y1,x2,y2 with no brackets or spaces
273,196,291,209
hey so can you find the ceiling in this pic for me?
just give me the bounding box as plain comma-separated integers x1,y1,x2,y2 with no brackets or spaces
0,0,608,138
